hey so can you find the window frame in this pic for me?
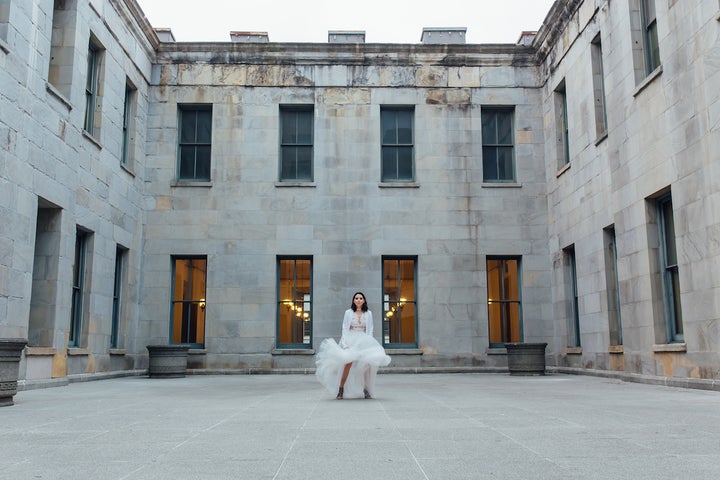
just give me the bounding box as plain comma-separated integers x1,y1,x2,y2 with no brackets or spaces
657,195,683,343
590,34,608,139
177,104,213,181
563,246,581,348
279,105,314,182
110,246,126,349
603,227,623,346
84,38,101,135
121,82,136,168
640,0,660,75
382,256,418,349
486,256,523,347
70,228,89,348
170,256,207,348
276,256,313,349
380,106,415,183
481,107,516,183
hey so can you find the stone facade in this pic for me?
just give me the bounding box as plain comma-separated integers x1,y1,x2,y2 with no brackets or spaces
0,0,718,387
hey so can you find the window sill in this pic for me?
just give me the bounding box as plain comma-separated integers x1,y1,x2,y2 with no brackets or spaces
188,349,207,355
633,65,663,97
716,10,720,22
82,130,102,150
556,162,571,178
275,181,316,187
481,182,522,188
120,163,135,177
653,343,687,353
46,82,73,110
25,347,57,356
378,182,419,188
171,181,213,187
0,37,9,54
384,348,423,355
67,348,91,356
608,345,623,354
271,348,315,355
566,347,582,355
595,131,608,146
109,349,127,356
487,347,507,355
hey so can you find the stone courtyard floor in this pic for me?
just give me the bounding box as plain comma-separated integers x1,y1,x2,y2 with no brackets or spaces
2,373,719,479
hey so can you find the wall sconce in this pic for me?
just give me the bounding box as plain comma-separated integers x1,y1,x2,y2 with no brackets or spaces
199,299,206,311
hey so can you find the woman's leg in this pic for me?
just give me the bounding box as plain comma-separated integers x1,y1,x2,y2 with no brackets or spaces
339,362,352,387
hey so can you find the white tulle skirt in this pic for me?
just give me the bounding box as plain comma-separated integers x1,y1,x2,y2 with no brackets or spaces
315,331,391,399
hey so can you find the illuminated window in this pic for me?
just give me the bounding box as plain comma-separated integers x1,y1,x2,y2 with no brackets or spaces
382,257,417,347
487,257,522,346
277,257,312,348
171,257,207,346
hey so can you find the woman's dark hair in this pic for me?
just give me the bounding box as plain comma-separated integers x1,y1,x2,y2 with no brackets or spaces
350,292,368,312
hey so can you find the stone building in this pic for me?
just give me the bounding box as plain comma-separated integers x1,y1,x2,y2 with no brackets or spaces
1,0,718,389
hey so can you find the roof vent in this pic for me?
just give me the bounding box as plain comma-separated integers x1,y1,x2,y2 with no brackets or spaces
154,28,176,42
230,31,270,43
421,27,466,44
328,30,366,43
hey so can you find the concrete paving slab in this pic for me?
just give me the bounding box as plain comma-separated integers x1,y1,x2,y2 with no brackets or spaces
1,373,719,480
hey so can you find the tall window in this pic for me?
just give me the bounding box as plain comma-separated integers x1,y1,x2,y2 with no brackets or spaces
111,246,126,349
279,106,313,181
603,226,623,346
486,257,522,346
70,228,89,347
481,108,515,182
554,81,569,167
121,82,136,167
178,105,212,181
382,257,417,347
657,195,683,342
277,257,312,348
640,0,660,74
84,38,101,135
48,0,76,98
591,34,608,138
563,246,581,348
171,257,207,346
381,107,414,182
0,0,10,44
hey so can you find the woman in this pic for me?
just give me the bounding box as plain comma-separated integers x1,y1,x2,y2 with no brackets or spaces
315,292,391,399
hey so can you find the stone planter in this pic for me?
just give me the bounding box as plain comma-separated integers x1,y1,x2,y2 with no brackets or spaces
504,342,547,375
1,338,28,407
146,345,190,378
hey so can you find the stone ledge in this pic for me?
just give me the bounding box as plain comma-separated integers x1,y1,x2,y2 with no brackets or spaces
633,65,663,97
188,349,207,355
67,348,91,356
82,130,102,149
548,366,720,392
271,348,315,355
653,343,687,353
25,347,57,356
481,182,522,188
170,180,212,187
556,162,571,178
608,345,624,354
566,347,582,355
0,37,9,54
45,82,72,110
275,181,316,187
378,182,419,188
385,348,423,355
109,349,127,355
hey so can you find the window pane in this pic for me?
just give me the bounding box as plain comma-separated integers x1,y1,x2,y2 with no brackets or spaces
497,147,514,181
196,110,212,143
296,111,313,144
296,147,312,180
195,146,211,180
497,112,513,145
281,112,296,144
662,200,677,265
281,148,297,179
482,112,497,144
180,111,196,143
179,147,196,179
381,111,398,144
482,147,498,181
397,147,413,180
382,147,398,180
397,110,413,144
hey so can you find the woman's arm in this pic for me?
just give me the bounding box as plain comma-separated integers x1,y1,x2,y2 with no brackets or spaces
339,310,351,347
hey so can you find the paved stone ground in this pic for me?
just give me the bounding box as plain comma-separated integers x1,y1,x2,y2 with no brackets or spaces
2,373,719,480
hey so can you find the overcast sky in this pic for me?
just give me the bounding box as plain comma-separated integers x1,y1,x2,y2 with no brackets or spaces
137,0,557,44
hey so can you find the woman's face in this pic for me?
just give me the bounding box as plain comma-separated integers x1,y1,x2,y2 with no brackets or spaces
353,294,365,309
